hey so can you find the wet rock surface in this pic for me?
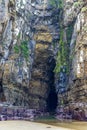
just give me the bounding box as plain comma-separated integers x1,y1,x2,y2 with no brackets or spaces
29,26,55,109
0,0,34,106
56,104,87,121
28,1,59,110
0,0,59,108
55,0,87,116
0,103,49,121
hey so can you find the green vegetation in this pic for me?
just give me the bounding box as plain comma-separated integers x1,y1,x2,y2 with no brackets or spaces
20,41,29,60
14,45,20,54
83,25,87,32
66,24,74,44
58,0,63,8
54,30,69,74
35,115,56,122
74,1,82,8
49,0,63,8
54,11,75,75
14,40,29,61
49,0,57,7
81,7,87,13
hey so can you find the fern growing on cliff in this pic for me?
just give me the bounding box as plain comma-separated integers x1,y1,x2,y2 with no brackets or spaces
14,45,20,54
14,40,29,61
54,30,69,74
49,0,63,8
20,41,29,61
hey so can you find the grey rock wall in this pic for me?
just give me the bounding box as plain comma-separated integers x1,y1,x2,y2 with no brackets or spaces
0,0,35,106
0,0,59,109
56,0,87,114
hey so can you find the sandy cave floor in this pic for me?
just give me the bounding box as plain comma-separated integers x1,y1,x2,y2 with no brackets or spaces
0,121,75,130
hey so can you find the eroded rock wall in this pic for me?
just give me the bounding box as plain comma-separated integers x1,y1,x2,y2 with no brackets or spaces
68,0,87,111
0,0,87,113
0,0,59,109
0,0,35,106
56,0,87,113
28,1,59,110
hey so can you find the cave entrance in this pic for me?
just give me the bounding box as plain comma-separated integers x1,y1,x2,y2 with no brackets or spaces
0,80,6,102
47,90,58,113
46,57,58,113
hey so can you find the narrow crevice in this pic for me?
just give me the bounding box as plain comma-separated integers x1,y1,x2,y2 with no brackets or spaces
46,57,58,113
0,79,6,102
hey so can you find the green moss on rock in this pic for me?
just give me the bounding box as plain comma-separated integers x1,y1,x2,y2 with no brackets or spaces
14,40,29,61
49,0,63,8
54,29,69,74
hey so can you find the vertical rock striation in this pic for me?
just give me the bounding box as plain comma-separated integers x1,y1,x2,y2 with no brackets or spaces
55,0,87,116
0,0,35,106
0,0,59,109
28,1,59,110
0,0,87,115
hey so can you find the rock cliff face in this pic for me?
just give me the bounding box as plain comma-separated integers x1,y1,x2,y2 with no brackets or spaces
67,0,87,112
0,0,34,106
56,0,87,114
0,0,59,109
28,1,59,110
0,0,87,114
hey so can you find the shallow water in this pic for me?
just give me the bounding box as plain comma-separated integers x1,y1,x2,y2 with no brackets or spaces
36,120,87,130
50,121,87,130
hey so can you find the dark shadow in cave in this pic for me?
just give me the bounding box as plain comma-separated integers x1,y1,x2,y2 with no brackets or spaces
0,79,6,102
0,80,3,93
46,56,58,113
47,90,58,113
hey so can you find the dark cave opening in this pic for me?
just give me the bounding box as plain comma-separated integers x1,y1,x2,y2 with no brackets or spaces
47,90,58,113
0,79,6,102
0,80,3,93
46,56,58,112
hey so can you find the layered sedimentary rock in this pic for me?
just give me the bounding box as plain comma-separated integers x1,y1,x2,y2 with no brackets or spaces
68,0,87,112
0,0,87,115
0,0,35,106
0,0,16,102
29,28,52,109
28,1,59,109
0,0,59,109
56,0,87,115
